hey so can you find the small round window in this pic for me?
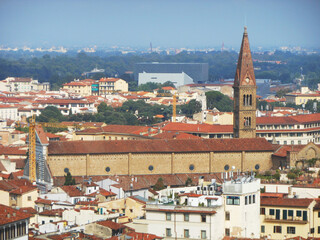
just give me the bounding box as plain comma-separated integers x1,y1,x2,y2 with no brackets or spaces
64,168,69,173
189,164,195,171
224,165,229,171
148,165,154,171
255,164,260,170
105,167,111,172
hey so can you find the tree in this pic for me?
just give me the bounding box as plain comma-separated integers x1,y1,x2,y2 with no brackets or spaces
37,106,65,122
205,91,233,112
64,172,76,185
180,99,202,118
97,102,113,113
153,177,165,191
185,177,192,186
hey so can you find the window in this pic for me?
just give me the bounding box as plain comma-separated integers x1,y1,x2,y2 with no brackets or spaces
288,210,293,217
184,229,189,238
184,213,189,222
283,210,287,220
249,195,252,204
310,228,314,234
225,228,230,236
166,228,171,237
253,194,255,203
226,196,240,205
201,215,206,222
166,213,171,221
269,209,275,215
260,208,265,215
245,196,248,205
189,164,195,171
225,211,230,221
261,225,265,233
27,196,31,201
318,226,320,234
296,210,301,217
303,211,307,221
201,230,206,239
287,226,295,234
273,226,282,233
318,211,320,218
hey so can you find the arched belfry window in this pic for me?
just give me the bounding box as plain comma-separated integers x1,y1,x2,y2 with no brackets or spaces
244,117,251,127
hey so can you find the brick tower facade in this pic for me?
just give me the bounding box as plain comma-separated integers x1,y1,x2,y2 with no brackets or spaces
233,27,257,138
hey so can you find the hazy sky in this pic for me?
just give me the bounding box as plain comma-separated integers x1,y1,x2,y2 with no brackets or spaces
0,0,319,49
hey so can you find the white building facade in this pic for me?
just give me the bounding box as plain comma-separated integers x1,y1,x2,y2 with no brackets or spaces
138,72,193,87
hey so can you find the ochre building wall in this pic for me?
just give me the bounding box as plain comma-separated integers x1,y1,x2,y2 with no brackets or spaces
47,150,273,177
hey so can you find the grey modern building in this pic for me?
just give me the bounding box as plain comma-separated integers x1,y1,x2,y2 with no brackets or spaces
134,62,209,84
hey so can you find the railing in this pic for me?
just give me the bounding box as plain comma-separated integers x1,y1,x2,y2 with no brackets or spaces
264,215,307,224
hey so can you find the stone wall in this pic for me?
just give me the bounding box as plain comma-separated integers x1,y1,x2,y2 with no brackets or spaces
47,150,273,177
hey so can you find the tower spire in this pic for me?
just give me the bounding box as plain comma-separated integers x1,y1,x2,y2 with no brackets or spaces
233,27,257,139
234,27,256,87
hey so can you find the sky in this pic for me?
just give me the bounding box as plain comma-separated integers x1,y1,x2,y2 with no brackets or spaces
0,0,319,49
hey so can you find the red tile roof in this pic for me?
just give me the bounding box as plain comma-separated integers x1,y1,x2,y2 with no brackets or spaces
0,204,33,225
39,209,64,217
77,125,150,135
260,197,314,208
97,220,126,230
48,138,274,155
0,179,37,195
99,77,120,82
153,131,201,139
0,145,27,155
162,122,233,133
61,185,83,197
35,125,49,145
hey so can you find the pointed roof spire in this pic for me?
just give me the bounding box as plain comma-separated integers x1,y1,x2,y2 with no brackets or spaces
233,27,256,87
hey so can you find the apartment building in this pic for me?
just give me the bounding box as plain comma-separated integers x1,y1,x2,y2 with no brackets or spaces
260,197,320,238
99,78,128,95
0,77,50,92
285,86,320,105
62,81,92,96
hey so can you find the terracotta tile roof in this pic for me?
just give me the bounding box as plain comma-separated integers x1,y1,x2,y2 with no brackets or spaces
47,232,74,240
162,122,233,133
260,197,314,208
273,145,307,157
10,185,37,195
0,179,37,195
49,138,274,155
35,125,49,145
0,145,27,155
0,204,33,225
99,77,120,82
153,131,201,139
20,207,37,215
61,185,84,197
260,193,287,198
77,125,150,135
98,188,116,197
35,197,57,205
97,220,126,230
39,209,64,217
8,170,24,180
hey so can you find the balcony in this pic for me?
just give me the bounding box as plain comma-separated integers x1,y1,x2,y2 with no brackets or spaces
264,215,307,224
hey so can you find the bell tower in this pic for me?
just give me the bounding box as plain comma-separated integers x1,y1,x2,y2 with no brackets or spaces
233,27,257,138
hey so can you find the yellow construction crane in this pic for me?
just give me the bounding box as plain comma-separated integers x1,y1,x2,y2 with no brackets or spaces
172,94,177,122
28,115,36,182
28,116,76,183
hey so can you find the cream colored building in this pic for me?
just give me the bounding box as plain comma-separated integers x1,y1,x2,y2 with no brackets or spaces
99,78,128,95
285,87,320,105
260,197,319,238
98,196,146,220
0,77,50,92
62,81,92,96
